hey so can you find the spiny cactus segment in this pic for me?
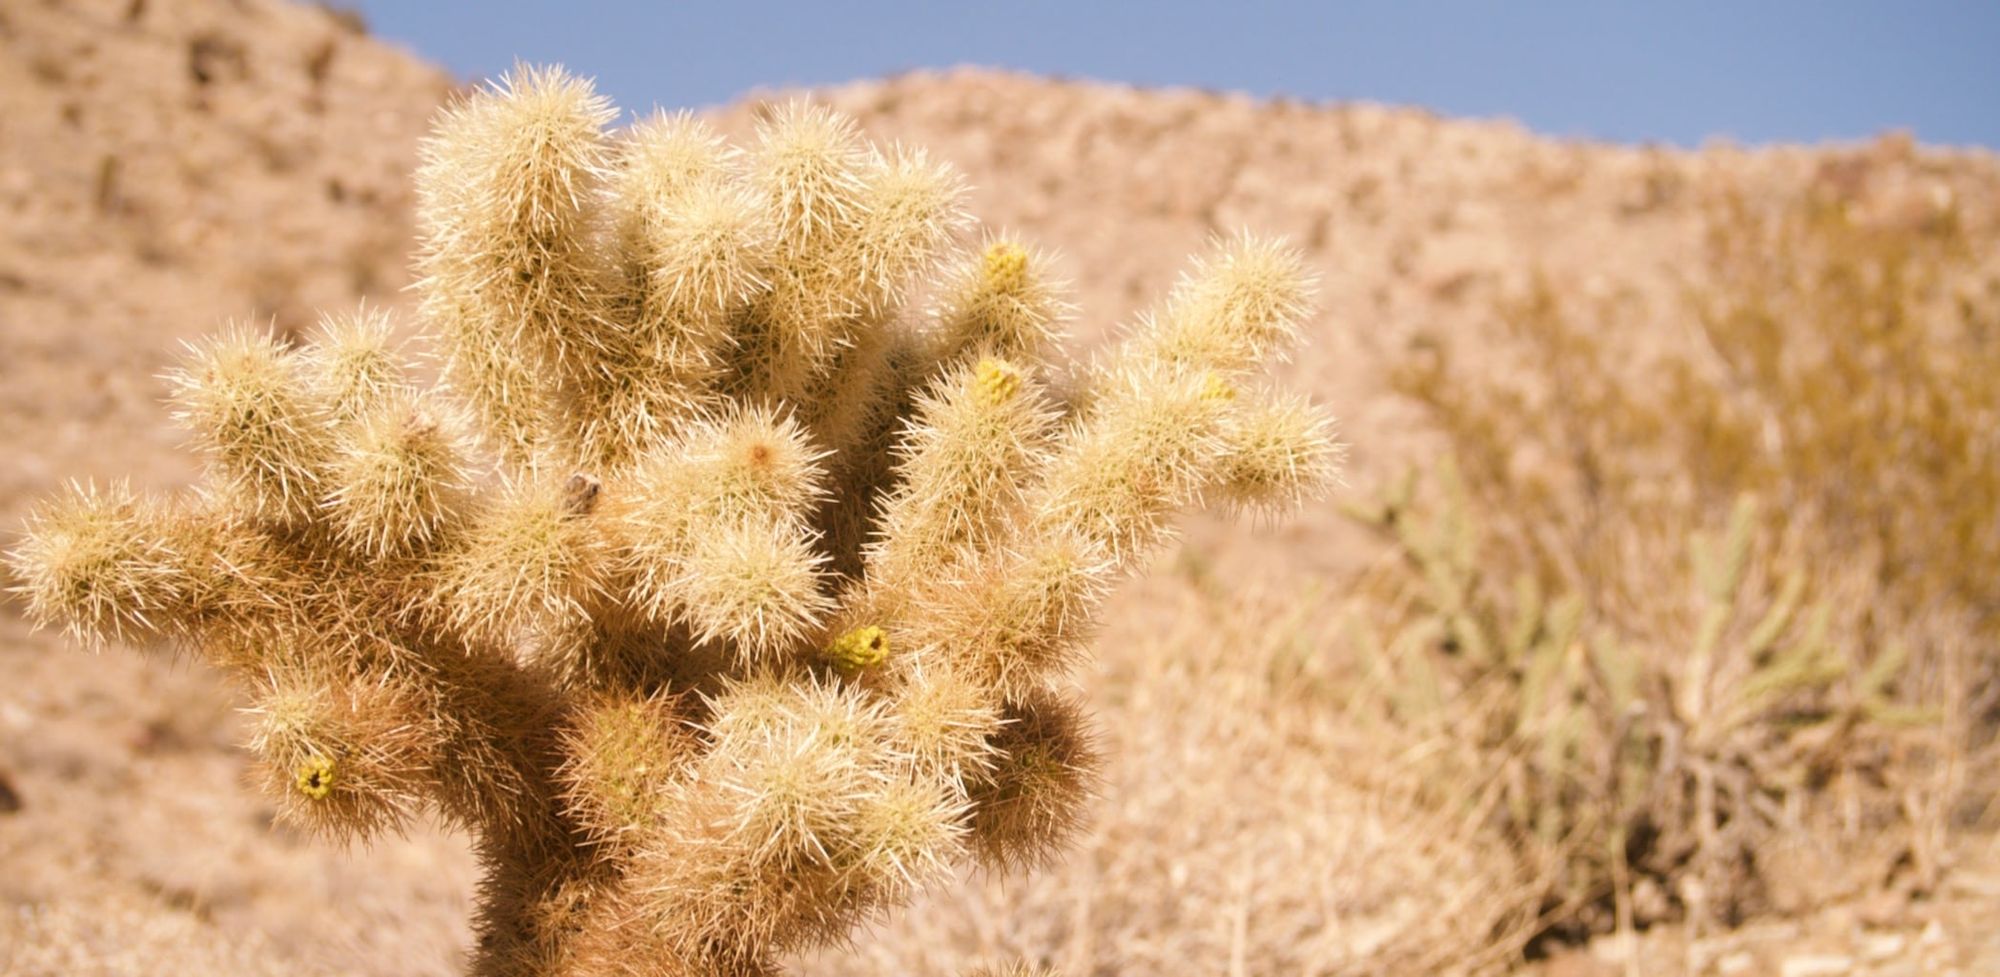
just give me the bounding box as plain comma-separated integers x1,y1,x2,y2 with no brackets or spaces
8,64,1341,977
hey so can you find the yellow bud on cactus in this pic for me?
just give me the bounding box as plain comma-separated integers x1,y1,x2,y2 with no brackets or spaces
973,358,1023,406
830,624,891,673
932,235,1073,369
982,240,1029,293
296,755,337,800
1199,372,1237,403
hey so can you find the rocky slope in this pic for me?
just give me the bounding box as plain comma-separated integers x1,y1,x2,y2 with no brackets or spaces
0,0,448,520
3,3,1997,975
0,3,462,975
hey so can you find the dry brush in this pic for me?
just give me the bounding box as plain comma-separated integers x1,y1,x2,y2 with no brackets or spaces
1343,152,1997,941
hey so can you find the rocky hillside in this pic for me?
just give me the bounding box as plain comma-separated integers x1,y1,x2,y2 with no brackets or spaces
0,0,448,522
4,2,1999,975
0,3,458,974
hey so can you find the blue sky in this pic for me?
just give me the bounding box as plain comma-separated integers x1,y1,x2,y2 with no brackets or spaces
348,2,2000,149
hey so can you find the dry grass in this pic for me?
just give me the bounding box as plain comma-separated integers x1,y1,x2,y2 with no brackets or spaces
1340,139,2000,945
2,895,296,977
795,575,1540,977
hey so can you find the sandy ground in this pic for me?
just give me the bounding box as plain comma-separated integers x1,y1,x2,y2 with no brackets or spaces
2,2,1997,975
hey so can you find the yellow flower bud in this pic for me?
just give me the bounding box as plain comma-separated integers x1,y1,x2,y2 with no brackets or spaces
981,240,1030,293
973,358,1023,406
829,624,890,673
296,755,337,800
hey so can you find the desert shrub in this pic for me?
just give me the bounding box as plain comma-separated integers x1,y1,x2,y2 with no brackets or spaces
1343,144,1998,939
8,67,1340,977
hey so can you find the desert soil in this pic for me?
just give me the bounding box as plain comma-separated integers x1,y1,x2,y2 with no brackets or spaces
2,1,1995,975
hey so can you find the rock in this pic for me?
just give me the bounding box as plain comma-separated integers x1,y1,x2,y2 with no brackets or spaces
1859,932,1907,962
1859,887,1912,927
1780,954,1854,977
1542,948,1618,977
1717,951,1758,975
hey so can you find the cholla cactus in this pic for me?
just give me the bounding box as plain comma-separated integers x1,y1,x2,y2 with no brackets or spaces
9,66,1340,977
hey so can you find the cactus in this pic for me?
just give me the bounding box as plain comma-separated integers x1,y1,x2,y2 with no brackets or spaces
7,66,1339,977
